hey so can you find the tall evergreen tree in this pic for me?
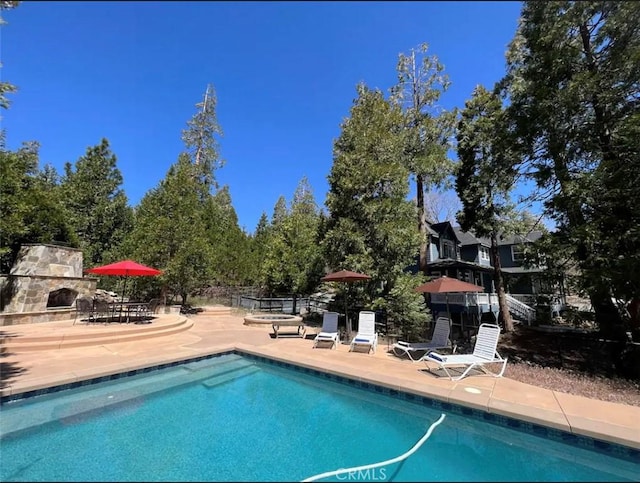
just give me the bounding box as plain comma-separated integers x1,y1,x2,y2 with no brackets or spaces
261,196,291,295
500,1,640,337
456,85,517,332
121,155,214,304
181,84,224,193
59,139,133,268
202,186,252,286
289,177,325,294
390,43,457,274
246,212,271,288
0,139,77,272
324,84,426,336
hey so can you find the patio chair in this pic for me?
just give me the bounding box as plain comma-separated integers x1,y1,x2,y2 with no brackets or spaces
391,316,453,361
422,323,507,381
349,311,378,354
313,312,340,349
93,299,112,323
135,298,161,320
73,297,96,325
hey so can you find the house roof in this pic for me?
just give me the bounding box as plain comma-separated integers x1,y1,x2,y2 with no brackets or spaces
501,266,545,274
427,258,494,272
498,231,544,245
428,222,545,247
452,227,491,247
430,221,462,243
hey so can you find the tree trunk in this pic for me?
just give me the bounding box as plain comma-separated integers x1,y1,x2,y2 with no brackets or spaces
417,174,429,274
161,284,168,310
550,138,623,335
491,232,513,332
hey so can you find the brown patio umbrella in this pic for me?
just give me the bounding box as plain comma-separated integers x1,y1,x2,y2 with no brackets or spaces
321,270,371,340
415,276,483,332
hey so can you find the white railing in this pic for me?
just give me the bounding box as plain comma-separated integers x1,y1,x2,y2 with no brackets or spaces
428,292,536,324
505,294,536,325
430,293,497,306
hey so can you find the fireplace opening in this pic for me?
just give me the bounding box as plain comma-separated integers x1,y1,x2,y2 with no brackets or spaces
46,288,79,309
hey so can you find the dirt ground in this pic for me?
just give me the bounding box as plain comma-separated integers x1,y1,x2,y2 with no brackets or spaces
497,324,640,408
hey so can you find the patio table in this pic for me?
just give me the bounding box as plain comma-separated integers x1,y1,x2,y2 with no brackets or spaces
108,301,149,323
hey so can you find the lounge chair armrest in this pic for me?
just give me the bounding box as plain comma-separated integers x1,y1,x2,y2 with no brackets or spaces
426,351,446,363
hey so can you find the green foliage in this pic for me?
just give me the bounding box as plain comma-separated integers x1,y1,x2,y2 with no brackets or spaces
391,42,456,186
59,138,133,268
0,82,16,110
260,177,324,296
181,84,224,192
455,84,519,331
0,139,78,272
372,272,430,341
501,1,640,336
121,155,215,303
455,85,517,234
243,212,271,286
324,83,420,310
390,42,457,272
202,186,253,286
0,1,18,109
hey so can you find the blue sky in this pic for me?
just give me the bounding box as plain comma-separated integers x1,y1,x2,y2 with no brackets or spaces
2,1,525,234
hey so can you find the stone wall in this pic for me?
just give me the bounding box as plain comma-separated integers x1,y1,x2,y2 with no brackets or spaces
10,244,84,277
0,308,76,326
0,244,97,325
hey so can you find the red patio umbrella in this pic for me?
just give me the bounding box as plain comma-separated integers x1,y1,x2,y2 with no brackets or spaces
321,270,371,339
86,260,163,303
415,276,483,332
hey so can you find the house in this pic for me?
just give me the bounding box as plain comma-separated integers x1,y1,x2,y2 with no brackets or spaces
419,221,565,325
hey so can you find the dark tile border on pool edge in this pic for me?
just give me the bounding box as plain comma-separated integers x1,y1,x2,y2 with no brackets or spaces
2,349,638,464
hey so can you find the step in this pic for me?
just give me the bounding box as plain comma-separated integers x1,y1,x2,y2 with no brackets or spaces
199,306,233,316
5,318,188,344
181,353,245,372
197,358,257,380
202,365,260,389
1,355,254,438
1,320,194,352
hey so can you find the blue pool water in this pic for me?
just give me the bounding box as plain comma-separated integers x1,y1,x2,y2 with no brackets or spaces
1,353,638,482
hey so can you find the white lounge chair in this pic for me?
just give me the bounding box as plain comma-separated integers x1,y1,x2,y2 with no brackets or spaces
391,316,452,361
313,312,340,349
349,311,378,354
423,323,507,381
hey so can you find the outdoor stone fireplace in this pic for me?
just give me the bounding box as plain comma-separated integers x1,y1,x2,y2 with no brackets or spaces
0,244,96,325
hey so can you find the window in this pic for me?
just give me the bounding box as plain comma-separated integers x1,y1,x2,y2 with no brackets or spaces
461,270,472,283
441,240,456,260
511,244,525,262
479,246,490,261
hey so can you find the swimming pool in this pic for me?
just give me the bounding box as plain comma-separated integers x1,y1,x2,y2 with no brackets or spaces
1,352,638,482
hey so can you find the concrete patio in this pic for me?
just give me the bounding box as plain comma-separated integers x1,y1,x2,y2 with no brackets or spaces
1,310,639,450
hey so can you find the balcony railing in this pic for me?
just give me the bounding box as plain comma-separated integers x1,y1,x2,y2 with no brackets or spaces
429,292,540,325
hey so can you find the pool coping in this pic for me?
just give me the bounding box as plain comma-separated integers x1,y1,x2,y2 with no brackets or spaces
2,341,639,459
2,344,639,468
2,314,639,454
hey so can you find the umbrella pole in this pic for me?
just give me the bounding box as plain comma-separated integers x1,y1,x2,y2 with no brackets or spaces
344,286,349,343
119,276,128,323
121,276,127,304
446,293,453,340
